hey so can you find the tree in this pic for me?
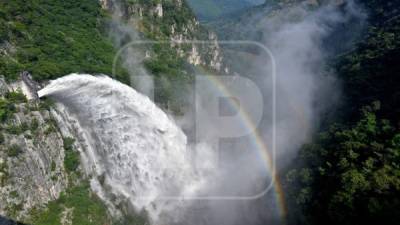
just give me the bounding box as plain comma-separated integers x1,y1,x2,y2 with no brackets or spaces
286,104,400,225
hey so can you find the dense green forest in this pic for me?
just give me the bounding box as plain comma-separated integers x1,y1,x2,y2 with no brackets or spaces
0,0,128,82
286,1,400,225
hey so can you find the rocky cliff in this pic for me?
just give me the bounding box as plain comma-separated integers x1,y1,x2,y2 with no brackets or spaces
0,0,228,224
0,77,68,222
100,0,227,72
0,74,118,224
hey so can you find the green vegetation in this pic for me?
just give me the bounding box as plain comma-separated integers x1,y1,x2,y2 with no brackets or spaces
63,137,75,151
122,0,213,113
337,18,400,122
5,123,29,135
63,137,80,172
30,118,39,131
0,156,7,174
6,203,24,219
7,144,22,157
0,0,196,223
127,0,196,39
0,0,128,82
113,214,148,225
0,0,200,224
144,44,194,113
10,190,19,198
30,181,148,225
30,182,110,225
119,0,197,113
0,98,15,122
287,104,400,225
38,98,55,111
286,1,400,225
5,91,27,103
0,90,25,121
51,161,56,172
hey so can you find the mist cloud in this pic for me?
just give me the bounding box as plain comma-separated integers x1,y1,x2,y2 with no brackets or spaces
90,1,367,225
106,0,154,98
176,1,366,225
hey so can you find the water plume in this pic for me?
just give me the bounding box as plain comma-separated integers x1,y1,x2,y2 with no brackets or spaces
39,74,205,224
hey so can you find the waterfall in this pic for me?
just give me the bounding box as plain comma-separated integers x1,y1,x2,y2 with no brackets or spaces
38,74,206,224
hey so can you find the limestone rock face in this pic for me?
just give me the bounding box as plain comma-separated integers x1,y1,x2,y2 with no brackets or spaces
0,77,68,221
101,0,226,73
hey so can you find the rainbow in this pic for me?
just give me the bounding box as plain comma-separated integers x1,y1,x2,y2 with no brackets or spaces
113,40,290,223
196,66,288,223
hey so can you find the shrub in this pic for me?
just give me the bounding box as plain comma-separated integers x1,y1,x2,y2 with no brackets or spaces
6,123,28,135
7,144,22,157
5,91,27,103
63,137,75,151
64,150,80,173
50,161,56,172
63,137,79,172
30,118,39,131
29,182,111,225
0,99,15,122
38,98,55,110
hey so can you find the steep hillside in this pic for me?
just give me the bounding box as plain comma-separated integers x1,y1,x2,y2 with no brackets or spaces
99,0,227,112
0,0,224,224
0,77,118,225
0,0,128,82
202,1,400,225
208,0,353,41
0,1,123,224
336,0,400,121
285,1,400,225
100,0,225,71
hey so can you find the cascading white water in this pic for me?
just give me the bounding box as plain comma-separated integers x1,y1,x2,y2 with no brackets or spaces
38,74,206,224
